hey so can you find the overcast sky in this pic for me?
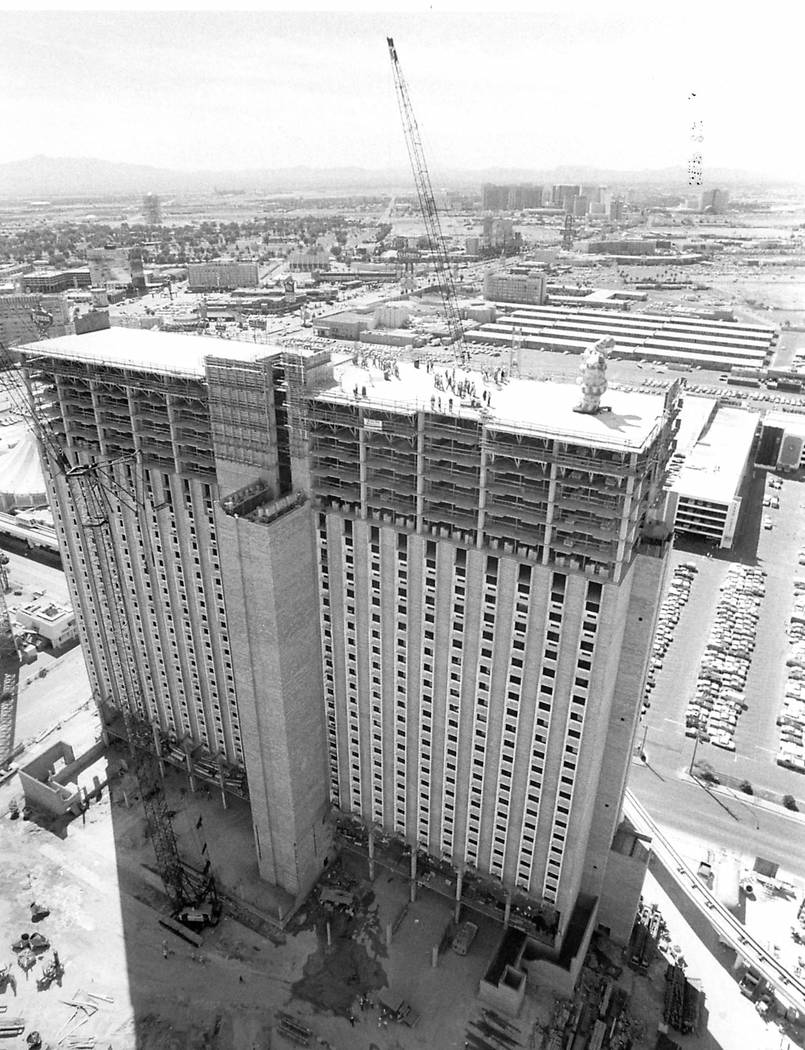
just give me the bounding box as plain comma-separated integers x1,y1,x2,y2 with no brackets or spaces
1,4,803,178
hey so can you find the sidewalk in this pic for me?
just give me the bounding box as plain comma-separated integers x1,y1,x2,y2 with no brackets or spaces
682,770,805,825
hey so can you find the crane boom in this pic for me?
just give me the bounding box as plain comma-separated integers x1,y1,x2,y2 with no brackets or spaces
386,37,467,363
0,569,20,771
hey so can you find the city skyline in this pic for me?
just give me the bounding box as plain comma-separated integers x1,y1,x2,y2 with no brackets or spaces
1,8,803,181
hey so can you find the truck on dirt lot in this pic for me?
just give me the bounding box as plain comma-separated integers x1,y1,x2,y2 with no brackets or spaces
739,966,763,999
452,920,479,955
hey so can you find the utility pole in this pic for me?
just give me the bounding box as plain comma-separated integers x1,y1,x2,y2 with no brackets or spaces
688,733,701,777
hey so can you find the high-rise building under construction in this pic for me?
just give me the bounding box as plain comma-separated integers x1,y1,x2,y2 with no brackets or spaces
18,328,680,978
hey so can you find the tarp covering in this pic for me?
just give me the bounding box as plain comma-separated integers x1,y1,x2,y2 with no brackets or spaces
0,429,45,499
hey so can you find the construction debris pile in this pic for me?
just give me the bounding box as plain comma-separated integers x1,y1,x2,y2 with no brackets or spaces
642,562,697,719
1,896,114,1047
464,1007,524,1050
536,972,640,1050
685,564,766,752
662,963,703,1035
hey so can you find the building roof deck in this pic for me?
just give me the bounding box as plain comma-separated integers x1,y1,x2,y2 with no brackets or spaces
319,358,669,452
18,328,285,378
670,406,759,504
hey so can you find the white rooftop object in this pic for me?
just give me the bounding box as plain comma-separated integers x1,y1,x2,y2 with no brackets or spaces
575,337,611,414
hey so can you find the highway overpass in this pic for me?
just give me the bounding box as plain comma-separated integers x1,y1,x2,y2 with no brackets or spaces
0,512,59,554
624,789,804,1021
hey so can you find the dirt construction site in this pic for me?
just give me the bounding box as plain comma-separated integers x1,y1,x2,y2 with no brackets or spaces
2,716,803,1050
0,547,803,1050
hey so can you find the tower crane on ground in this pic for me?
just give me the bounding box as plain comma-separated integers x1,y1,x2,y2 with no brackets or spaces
0,341,219,926
0,551,19,771
562,213,574,251
386,37,469,364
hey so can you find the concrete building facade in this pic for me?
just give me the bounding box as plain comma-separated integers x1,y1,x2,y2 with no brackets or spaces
187,262,259,292
484,271,546,306
306,361,681,967
19,330,336,900
0,293,73,348
19,329,681,960
756,411,805,472
19,269,91,293
87,246,146,296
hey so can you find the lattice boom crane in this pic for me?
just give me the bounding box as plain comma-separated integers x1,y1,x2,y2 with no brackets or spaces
387,37,468,364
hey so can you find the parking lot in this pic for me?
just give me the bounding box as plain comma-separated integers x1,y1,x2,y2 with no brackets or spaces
641,466,805,798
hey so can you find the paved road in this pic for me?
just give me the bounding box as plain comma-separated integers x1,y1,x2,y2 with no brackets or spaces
628,760,805,877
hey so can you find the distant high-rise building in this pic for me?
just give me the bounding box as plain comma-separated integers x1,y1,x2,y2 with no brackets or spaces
609,197,626,222
143,193,162,226
482,217,517,250
482,184,509,211
552,184,581,209
700,188,729,215
483,184,543,211
87,245,146,296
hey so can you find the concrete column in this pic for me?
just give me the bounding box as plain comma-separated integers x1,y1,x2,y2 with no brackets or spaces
504,892,512,928
615,465,636,578
185,750,196,793
88,380,107,458
368,827,375,882
359,423,368,519
152,722,165,779
431,945,439,968
409,850,417,903
385,921,392,950
218,764,228,810
415,412,425,532
454,869,463,922
543,461,558,564
476,433,487,547
165,394,183,475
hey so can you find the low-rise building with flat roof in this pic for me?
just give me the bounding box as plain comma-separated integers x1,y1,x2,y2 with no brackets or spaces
756,411,805,472
19,268,91,293
17,600,78,648
313,311,371,341
466,303,776,371
664,406,759,548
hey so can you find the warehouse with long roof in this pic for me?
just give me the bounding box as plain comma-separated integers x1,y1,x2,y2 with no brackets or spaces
467,303,777,371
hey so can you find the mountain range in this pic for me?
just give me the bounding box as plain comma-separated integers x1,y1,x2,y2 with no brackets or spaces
0,154,793,199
